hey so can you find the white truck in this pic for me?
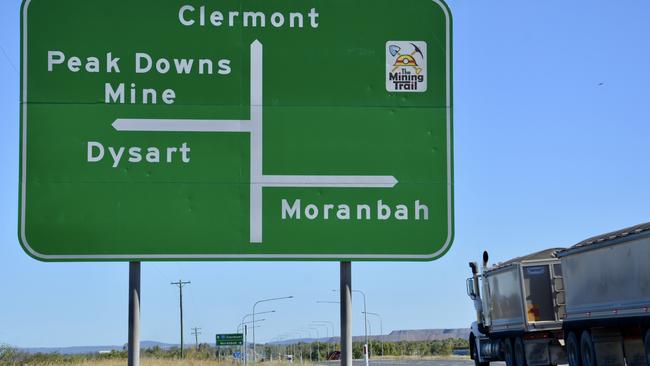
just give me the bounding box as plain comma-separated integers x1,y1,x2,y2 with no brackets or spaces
467,222,650,366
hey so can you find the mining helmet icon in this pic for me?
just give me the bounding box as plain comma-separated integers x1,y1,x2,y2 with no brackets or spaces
389,43,424,75
395,54,418,67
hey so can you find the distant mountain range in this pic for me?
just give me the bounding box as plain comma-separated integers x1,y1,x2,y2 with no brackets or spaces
22,341,176,355
270,328,470,345
19,328,469,355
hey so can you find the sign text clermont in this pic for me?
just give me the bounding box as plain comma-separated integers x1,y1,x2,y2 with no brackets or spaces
20,0,453,261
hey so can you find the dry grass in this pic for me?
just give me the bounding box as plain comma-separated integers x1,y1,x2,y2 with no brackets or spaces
18,359,471,366
21,360,306,366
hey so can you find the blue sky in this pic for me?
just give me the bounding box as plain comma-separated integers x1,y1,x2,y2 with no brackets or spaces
1,0,650,348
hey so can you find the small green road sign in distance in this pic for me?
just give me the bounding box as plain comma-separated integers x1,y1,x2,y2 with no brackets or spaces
19,0,453,261
216,333,244,346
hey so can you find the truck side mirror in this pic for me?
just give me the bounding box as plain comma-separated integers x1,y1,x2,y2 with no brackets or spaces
466,277,477,299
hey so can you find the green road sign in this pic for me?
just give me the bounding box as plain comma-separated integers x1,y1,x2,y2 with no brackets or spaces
216,333,244,346
19,0,453,261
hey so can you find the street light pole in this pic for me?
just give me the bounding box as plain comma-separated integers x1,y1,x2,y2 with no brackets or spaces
365,319,372,358
236,318,264,361
240,310,275,364
363,312,383,356
314,320,336,341
294,329,311,362
296,328,313,362
314,305,339,351
242,325,262,366
282,332,302,362
312,322,330,360
299,328,314,362
291,330,303,363
252,296,293,362
313,320,334,357
238,319,266,334
307,327,320,362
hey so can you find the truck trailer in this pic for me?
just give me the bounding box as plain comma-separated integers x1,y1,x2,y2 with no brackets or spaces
558,222,650,366
467,221,650,366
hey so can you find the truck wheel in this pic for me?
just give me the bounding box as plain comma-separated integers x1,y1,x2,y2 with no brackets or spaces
567,332,582,366
515,337,527,366
643,329,650,366
471,342,489,366
470,334,489,366
580,331,597,366
503,338,515,366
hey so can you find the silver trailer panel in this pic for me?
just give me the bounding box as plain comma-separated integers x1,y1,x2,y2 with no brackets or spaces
484,259,563,333
486,266,525,332
560,234,650,322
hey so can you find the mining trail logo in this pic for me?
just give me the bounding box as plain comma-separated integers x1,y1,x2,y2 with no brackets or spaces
386,41,427,92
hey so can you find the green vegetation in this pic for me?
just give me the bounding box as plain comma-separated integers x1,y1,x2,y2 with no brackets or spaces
0,339,468,365
1,343,125,365
262,338,468,360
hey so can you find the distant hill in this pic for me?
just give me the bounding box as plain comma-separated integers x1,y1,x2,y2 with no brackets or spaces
270,328,470,345
382,328,469,342
22,340,176,355
24,345,122,355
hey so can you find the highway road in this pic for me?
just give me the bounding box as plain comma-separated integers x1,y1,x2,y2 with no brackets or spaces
317,360,506,366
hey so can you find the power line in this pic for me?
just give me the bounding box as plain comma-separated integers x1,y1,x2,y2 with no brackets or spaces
170,280,191,358
0,44,17,73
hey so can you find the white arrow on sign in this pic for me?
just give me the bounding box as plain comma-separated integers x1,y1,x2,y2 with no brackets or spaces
113,40,398,243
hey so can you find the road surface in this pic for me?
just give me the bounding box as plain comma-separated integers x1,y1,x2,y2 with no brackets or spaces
317,360,506,366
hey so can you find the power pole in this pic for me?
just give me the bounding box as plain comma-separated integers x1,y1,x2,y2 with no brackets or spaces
191,327,202,350
171,280,191,358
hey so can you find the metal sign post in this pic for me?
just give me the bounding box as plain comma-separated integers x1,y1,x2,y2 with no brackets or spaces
244,325,248,366
340,262,352,366
127,262,141,366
